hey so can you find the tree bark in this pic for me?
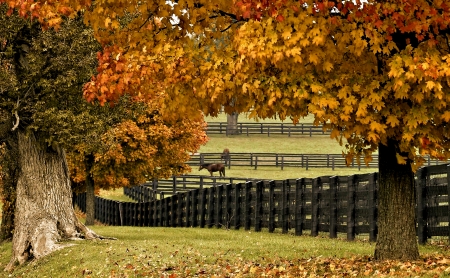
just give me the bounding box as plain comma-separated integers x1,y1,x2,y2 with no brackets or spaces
6,131,106,271
226,112,239,135
374,138,419,260
85,155,95,226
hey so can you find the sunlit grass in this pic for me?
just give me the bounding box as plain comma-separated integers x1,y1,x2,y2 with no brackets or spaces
1,226,448,277
205,112,315,123
200,134,349,154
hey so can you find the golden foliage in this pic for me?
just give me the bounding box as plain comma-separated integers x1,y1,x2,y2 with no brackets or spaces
5,0,450,170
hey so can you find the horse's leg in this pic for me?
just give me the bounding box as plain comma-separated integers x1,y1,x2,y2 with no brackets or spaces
209,171,213,176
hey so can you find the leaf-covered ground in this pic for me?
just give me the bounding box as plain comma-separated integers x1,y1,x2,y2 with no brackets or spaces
105,253,450,277
3,225,450,277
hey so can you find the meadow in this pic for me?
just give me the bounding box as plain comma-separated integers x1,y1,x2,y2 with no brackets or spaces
1,114,449,277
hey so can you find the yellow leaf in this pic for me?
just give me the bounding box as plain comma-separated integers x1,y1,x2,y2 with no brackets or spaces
105,17,111,28
396,153,407,165
386,115,400,127
441,111,450,122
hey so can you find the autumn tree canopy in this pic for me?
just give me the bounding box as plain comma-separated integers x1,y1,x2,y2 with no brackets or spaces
3,0,450,262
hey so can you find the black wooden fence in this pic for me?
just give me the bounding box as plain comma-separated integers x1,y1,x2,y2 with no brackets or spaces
206,122,330,136
188,153,447,170
73,163,450,243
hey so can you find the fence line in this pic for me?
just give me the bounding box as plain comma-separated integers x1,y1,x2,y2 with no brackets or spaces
206,122,330,136
74,163,450,243
188,153,446,170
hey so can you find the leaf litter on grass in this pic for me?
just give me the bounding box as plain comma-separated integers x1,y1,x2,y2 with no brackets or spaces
102,248,450,278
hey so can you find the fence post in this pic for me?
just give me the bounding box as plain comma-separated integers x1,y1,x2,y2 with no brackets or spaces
417,167,427,244
172,176,177,194
281,156,284,171
244,182,252,231
281,180,289,234
306,156,309,170
225,183,232,229
368,173,378,242
177,192,183,227
192,189,199,227
268,181,275,233
254,156,258,170
447,165,450,244
347,175,357,241
185,191,191,227
119,202,124,226
311,177,321,237
171,195,177,227
207,187,215,228
295,178,305,236
215,185,223,228
329,176,338,239
164,197,170,227
152,178,158,191
255,181,264,232
199,189,207,228
234,183,241,230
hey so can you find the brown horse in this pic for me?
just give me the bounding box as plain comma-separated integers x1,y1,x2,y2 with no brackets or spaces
199,163,225,177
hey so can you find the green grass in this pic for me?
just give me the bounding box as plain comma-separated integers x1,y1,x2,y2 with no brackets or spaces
200,134,348,154
205,112,315,123
190,166,375,180
1,226,449,277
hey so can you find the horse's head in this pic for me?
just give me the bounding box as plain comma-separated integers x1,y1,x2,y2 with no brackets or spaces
199,164,208,171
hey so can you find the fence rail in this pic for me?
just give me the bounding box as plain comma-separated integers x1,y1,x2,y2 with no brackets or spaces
188,153,446,170
74,163,450,243
206,122,330,136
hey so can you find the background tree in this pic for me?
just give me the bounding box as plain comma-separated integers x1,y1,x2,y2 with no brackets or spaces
67,98,207,225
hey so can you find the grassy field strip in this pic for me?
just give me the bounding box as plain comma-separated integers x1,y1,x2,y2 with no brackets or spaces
1,226,449,277
199,135,351,154
205,113,316,123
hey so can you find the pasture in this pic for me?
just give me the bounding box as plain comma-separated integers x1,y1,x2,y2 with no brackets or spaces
0,224,449,277
5,114,449,277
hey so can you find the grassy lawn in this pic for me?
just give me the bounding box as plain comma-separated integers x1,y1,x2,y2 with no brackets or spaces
1,226,449,277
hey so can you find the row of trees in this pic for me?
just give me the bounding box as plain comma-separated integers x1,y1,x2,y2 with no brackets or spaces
1,0,450,270
0,5,208,270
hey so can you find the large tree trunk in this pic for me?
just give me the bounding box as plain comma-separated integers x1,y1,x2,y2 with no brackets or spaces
226,112,239,135
374,138,419,260
6,132,106,271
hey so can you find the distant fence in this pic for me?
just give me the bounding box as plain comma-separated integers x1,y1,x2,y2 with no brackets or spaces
74,164,450,243
190,153,377,169
188,153,447,170
206,122,330,136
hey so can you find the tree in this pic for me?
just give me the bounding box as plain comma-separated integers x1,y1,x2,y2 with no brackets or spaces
67,98,207,225
5,0,450,262
79,0,450,260
0,5,208,269
0,8,115,269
